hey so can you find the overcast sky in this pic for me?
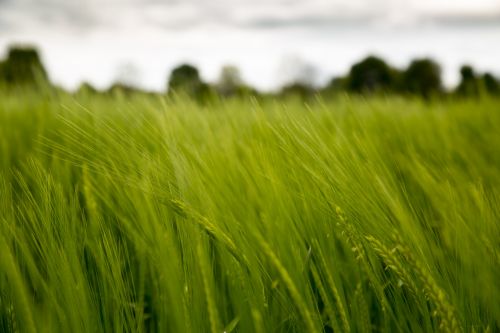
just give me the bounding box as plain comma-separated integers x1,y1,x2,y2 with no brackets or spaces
1,0,499,91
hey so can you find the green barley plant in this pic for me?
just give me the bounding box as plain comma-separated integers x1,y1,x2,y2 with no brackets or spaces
0,89,499,332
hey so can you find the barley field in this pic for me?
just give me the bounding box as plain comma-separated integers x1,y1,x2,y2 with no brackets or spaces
0,91,499,332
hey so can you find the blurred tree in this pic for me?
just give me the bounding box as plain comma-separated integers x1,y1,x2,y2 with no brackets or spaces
168,64,202,95
482,72,499,95
280,82,315,100
218,65,241,91
402,58,443,99
460,65,475,80
216,65,257,98
456,65,480,97
167,64,214,102
321,77,348,96
217,65,242,97
346,56,397,93
0,46,49,87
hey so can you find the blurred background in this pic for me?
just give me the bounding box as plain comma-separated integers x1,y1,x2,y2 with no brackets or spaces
0,0,499,92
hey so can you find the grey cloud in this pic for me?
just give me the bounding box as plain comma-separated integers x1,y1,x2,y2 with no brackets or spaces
134,1,381,31
0,0,103,33
1,0,499,37
142,17,207,31
236,14,376,29
235,12,500,30
136,2,236,30
426,13,500,27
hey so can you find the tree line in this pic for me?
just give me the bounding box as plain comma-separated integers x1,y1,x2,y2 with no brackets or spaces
1,45,499,101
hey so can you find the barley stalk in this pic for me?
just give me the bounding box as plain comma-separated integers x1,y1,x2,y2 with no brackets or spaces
310,262,342,333
365,235,418,295
197,241,221,333
393,234,460,333
252,231,318,332
311,240,351,333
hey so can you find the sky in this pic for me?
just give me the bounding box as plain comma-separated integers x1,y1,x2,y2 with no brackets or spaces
0,0,499,92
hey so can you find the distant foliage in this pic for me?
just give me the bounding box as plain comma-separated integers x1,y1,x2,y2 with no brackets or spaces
280,82,315,100
0,46,49,87
483,73,500,95
321,77,348,97
167,64,214,102
216,65,242,97
168,64,201,93
401,59,443,99
1,44,500,100
456,65,481,97
346,56,397,93
216,65,255,98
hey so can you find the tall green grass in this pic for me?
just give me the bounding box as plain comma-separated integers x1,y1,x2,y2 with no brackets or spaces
1,91,499,332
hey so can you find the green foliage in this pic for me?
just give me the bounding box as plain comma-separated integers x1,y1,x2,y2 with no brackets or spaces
216,65,249,98
168,64,200,91
454,66,500,98
1,91,499,332
402,58,443,99
323,77,348,95
456,65,481,97
346,56,398,93
167,64,215,102
0,46,49,87
482,73,500,95
280,82,315,100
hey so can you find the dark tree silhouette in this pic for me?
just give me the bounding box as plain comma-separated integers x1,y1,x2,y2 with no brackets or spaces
482,73,499,95
0,46,49,87
456,65,480,97
167,64,215,102
346,56,397,93
168,64,201,94
402,58,442,99
460,65,475,80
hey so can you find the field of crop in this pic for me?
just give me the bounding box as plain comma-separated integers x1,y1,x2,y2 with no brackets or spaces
0,91,499,332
